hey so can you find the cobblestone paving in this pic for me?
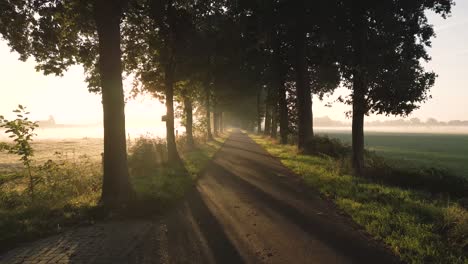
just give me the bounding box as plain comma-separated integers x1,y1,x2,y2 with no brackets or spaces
0,221,154,264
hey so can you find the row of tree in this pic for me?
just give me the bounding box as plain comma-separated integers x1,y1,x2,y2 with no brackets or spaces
0,0,453,208
309,116,468,127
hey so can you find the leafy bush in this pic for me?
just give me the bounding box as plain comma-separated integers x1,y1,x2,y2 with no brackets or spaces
128,136,167,177
306,135,351,158
0,105,39,201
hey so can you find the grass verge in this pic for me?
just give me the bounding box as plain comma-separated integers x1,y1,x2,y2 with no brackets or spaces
130,134,229,212
250,134,467,264
0,133,229,252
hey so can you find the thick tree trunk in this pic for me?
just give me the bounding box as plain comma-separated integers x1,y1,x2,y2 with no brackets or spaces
205,85,213,140
352,88,365,175
278,82,288,144
351,2,367,176
294,1,314,152
257,89,263,134
183,93,194,147
271,102,278,138
274,35,288,144
94,0,133,208
164,63,182,165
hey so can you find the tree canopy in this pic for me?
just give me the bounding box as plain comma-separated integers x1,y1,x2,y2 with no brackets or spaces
0,0,454,206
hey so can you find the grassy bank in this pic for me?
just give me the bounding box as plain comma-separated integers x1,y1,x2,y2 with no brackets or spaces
250,135,467,264
317,131,468,178
0,134,228,252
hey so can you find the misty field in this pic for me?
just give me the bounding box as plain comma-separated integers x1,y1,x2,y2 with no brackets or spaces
318,131,468,178
0,138,103,174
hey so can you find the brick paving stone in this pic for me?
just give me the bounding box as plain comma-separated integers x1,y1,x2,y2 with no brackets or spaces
0,221,153,264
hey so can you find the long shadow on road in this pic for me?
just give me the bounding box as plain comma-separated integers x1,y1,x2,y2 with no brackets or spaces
166,187,245,264
206,160,398,264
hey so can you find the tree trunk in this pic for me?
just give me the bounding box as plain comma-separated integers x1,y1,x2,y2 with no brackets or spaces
95,0,133,208
278,83,288,144
219,112,224,133
264,94,271,136
351,2,367,175
275,40,288,144
213,108,219,137
183,93,194,147
271,102,278,138
294,1,314,152
257,89,263,134
205,85,213,140
352,90,365,176
164,63,182,165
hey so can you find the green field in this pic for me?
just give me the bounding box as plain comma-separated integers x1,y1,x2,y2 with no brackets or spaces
317,131,468,178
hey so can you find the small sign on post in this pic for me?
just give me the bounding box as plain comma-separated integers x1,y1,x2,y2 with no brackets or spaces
161,115,167,122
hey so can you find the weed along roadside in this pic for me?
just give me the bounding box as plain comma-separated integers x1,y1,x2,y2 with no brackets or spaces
249,134,468,264
0,128,229,253
130,133,230,213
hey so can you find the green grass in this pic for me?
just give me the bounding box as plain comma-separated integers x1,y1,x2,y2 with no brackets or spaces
0,134,228,252
318,132,468,178
0,156,102,252
250,135,468,264
131,135,228,210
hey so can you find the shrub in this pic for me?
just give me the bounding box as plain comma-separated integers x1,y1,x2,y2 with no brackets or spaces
128,136,167,177
306,135,351,158
0,105,38,202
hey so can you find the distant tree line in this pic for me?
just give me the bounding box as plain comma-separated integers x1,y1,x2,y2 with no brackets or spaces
314,116,468,127
0,0,453,208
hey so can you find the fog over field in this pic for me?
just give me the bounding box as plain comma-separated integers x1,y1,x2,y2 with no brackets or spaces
2,117,467,141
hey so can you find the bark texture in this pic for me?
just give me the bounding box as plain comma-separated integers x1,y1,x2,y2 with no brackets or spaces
183,92,194,147
205,85,213,140
274,35,288,144
351,2,367,175
257,89,263,134
164,63,182,164
294,0,314,152
95,0,133,208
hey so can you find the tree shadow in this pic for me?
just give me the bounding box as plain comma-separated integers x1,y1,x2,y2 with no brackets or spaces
163,186,245,263
206,160,400,264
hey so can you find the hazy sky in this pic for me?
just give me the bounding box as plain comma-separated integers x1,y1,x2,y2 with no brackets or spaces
0,2,467,125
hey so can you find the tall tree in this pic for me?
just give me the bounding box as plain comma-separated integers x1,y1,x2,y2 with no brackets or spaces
180,86,195,147
337,0,454,175
0,0,134,208
293,0,313,152
95,0,134,206
125,0,203,164
205,83,213,140
256,89,263,134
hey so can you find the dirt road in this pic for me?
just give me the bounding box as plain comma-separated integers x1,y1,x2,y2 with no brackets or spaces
139,131,399,264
